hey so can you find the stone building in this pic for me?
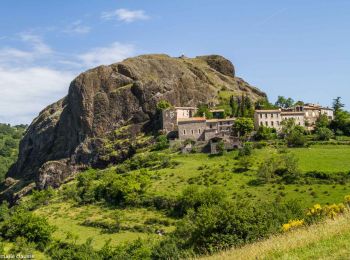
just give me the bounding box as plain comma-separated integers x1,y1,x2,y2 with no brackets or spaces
161,107,198,135
254,103,334,131
178,117,206,141
254,109,283,130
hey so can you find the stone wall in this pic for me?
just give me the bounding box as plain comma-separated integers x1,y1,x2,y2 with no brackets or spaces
178,120,206,141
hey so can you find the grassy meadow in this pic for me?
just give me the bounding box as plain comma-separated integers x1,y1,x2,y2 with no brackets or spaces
30,144,350,250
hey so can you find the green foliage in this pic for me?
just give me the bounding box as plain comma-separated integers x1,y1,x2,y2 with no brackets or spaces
315,127,334,141
0,208,55,249
230,94,254,118
0,124,26,181
116,152,177,174
232,118,254,139
255,126,276,141
216,140,225,155
156,100,171,111
172,199,304,254
330,97,350,136
25,188,56,210
153,135,169,151
281,119,306,147
238,142,253,157
47,238,100,260
172,186,227,217
316,114,330,129
77,169,151,207
255,98,276,110
196,104,213,119
257,154,300,184
9,237,36,256
275,96,294,109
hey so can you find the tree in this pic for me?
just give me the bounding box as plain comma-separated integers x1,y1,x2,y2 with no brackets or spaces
281,119,306,147
315,127,334,141
330,97,350,136
156,100,171,111
196,104,213,119
275,96,294,109
315,114,330,129
0,208,55,249
333,97,345,114
153,135,169,151
230,95,254,118
255,98,276,110
232,118,254,139
255,126,276,140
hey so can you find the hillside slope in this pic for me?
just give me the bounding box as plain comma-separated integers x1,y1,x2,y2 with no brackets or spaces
3,54,265,201
203,214,350,260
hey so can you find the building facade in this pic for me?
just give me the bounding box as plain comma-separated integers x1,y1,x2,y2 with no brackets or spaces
161,107,198,134
254,103,334,131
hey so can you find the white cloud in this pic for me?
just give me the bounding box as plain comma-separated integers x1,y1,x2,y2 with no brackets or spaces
63,20,91,35
20,33,52,55
0,66,74,125
0,32,136,124
78,42,135,67
101,8,149,23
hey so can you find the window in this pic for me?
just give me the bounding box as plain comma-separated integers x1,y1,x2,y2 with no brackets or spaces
260,122,263,126
265,122,268,126
191,130,194,135
198,129,201,134
271,121,274,126
271,114,274,118
209,124,212,129
183,130,186,135
277,121,280,125
265,113,268,118
260,114,262,119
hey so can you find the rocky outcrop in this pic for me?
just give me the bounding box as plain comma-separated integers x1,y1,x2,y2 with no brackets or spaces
6,54,266,192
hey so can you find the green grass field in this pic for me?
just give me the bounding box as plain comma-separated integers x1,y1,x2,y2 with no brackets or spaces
32,144,350,249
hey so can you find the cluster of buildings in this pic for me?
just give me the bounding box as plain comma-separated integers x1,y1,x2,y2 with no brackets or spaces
254,103,334,131
161,103,334,151
162,107,236,142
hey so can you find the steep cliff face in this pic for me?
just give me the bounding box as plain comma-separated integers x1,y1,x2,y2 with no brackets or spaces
6,54,266,191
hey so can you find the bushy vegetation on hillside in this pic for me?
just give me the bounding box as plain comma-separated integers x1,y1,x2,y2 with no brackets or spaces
0,124,26,181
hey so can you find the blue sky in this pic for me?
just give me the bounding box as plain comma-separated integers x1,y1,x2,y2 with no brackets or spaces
0,0,349,124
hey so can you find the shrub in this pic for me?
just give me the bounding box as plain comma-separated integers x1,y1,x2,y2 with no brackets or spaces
282,219,304,232
48,239,99,260
216,140,225,155
257,154,300,184
238,142,253,157
153,135,169,151
255,126,276,141
0,209,55,249
156,100,171,111
172,186,227,217
172,199,304,254
315,127,334,141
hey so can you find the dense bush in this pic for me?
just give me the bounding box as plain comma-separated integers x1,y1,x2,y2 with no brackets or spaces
115,152,177,174
171,199,304,254
0,124,26,181
255,126,276,141
153,135,169,151
314,127,334,141
237,142,253,157
257,154,300,184
171,186,227,217
0,208,55,249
